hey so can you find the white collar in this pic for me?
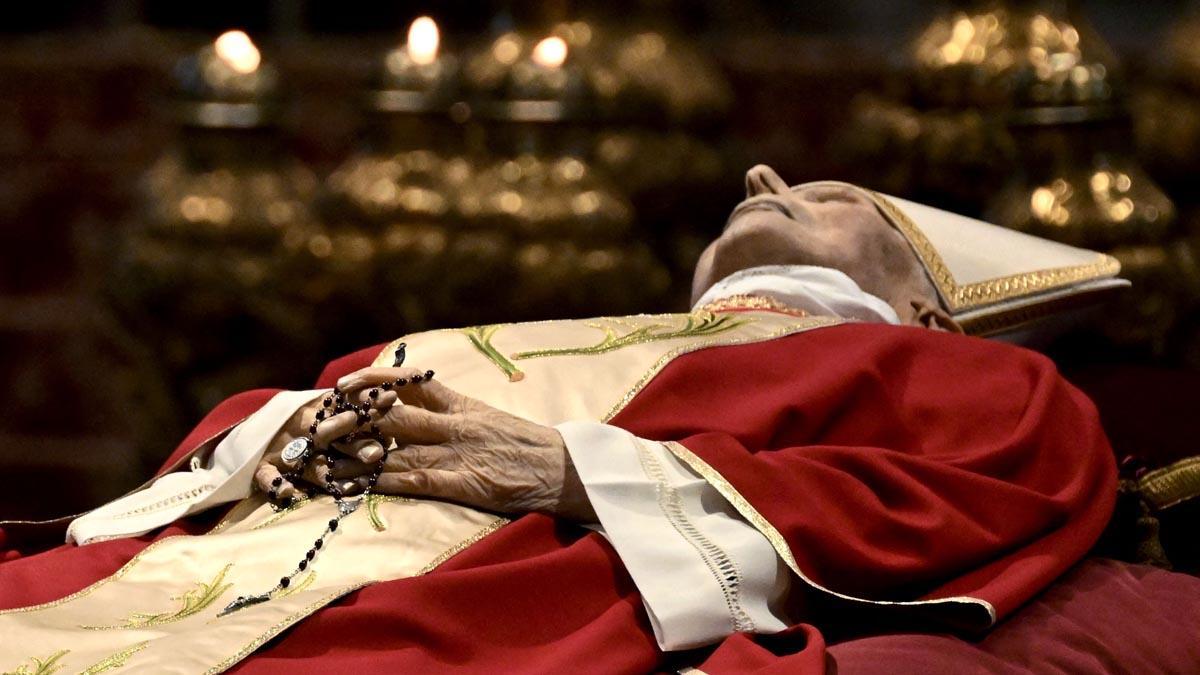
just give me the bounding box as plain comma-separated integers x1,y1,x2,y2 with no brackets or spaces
692,265,901,325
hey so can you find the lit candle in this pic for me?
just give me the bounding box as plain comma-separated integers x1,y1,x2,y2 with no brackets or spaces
531,36,568,69
407,16,440,66
214,30,261,74
511,35,570,101
384,16,447,89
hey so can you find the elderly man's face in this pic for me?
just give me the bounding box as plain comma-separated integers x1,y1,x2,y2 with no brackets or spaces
691,165,959,331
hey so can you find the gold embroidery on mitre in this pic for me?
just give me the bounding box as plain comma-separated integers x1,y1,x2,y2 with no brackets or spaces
80,564,234,630
3,650,68,675
863,187,1120,312
78,641,149,675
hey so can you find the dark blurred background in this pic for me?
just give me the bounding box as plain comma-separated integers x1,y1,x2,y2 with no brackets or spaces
2,1,1199,556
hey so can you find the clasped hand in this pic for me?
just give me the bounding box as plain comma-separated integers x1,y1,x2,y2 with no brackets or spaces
255,368,596,522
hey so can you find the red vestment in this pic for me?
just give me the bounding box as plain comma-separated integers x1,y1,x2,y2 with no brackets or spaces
0,321,1116,674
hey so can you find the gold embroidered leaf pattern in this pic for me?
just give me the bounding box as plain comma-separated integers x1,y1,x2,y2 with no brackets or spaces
461,324,525,382
3,650,68,675
81,564,234,630
512,311,749,360
79,641,149,675
365,494,408,531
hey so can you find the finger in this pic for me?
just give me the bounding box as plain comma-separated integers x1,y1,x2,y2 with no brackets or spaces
302,458,333,487
313,410,364,447
337,438,386,463
375,404,460,444
336,367,424,394
327,456,371,479
372,390,399,410
385,445,458,472
338,387,398,410
375,469,479,504
313,398,399,447
336,367,451,411
255,463,295,500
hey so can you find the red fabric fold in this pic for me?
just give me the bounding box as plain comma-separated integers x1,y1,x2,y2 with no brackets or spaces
610,323,1117,620
0,324,1121,673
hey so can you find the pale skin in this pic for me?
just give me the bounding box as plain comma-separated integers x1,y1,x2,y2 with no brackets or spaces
254,165,960,521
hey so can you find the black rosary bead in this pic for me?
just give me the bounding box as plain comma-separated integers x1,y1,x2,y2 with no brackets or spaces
308,423,318,434
356,411,370,425
328,519,339,531
306,549,316,560
315,410,326,422
369,388,379,399
380,382,393,391
298,559,307,571
314,539,323,549
424,370,435,380
323,396,333,408
268,488,278,500
279,577,290,589
394,377,408,388
271,476,283,488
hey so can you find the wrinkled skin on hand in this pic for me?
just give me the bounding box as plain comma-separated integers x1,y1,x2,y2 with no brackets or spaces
255,390,397,500
256,367,596,523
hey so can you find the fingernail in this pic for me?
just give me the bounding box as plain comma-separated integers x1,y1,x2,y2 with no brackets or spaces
359,443,384,463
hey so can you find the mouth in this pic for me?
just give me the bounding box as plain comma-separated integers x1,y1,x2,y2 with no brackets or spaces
725,196,796,230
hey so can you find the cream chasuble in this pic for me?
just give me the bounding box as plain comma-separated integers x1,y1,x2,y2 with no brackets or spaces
0,308,836,673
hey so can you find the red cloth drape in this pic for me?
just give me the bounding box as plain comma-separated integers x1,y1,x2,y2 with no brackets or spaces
0,323,1116,674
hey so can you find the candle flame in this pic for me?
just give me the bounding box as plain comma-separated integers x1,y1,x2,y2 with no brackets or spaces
407,17,440,66
531,36,568,68
214,30,261,74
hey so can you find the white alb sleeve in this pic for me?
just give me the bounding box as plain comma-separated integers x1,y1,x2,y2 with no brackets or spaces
66,389,325,545
556,420,791,651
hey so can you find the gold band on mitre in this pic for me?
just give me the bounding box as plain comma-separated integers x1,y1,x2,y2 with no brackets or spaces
795,181,1128,336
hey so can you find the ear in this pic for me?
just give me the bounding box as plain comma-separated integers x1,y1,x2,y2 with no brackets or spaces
911,298,963,334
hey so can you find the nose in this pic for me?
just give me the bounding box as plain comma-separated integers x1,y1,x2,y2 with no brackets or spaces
745,164,790,198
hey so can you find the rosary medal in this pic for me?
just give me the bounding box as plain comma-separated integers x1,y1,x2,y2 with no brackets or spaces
281,437,311,463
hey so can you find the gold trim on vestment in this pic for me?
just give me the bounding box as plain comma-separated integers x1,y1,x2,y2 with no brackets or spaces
80,564,234,630
1139,456,1200,511
205,515,510,674
662,441,997,627
202,583,371,675
78,641,149,675
861,187,1120,312
601,316,841,422
511,312,749,360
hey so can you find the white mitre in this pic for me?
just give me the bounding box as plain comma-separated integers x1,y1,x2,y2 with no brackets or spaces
798,181,1128,338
